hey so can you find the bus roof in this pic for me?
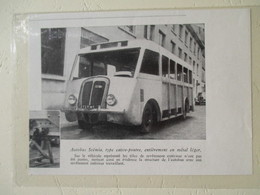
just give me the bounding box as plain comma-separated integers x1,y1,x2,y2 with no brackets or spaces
78,39,159,54
78,39,192,70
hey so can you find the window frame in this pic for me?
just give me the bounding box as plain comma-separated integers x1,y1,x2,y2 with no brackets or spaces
162,55,169,77
41,28,66,77
139,49,160,76
178,47,182,59
177,64,183,81
171,41,176,54
179,25,183,40
170,60,176,80
159,30,166,47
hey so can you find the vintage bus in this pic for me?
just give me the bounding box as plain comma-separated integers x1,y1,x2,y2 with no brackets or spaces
63,39,193,133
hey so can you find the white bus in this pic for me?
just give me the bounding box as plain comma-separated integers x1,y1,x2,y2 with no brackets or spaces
63,39,193,133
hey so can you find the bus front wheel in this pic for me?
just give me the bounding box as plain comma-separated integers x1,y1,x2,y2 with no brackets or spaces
140,103,156,133
78,120,92,130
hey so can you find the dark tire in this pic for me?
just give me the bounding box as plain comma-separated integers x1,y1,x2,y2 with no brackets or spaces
78,120,92,130
140,103,156,133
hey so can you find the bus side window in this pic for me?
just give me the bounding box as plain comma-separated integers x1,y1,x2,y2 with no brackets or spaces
189,70,192,84
162,55,169,77
140,49,159,75
177,64,182,81
183,67,188,83
170,60,176,79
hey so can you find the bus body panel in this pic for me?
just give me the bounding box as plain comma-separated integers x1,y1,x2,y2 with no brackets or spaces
189,87,193,110
177,85,183,113
170,84,177,112
162,80,169,116
105,77,140,125
105,77,136,112
136,75,162,121
63,78,86,122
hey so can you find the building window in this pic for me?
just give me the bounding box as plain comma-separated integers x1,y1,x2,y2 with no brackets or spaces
144,25,148,39
144,25,156,41
189,57,192,65
184,53,187,62
179,25,183,40
159,30,165,47
178,47,182,59
150,25,155,41
194,42,196,55
41,28,66,76
119,25,136,36
126,25,135,33
189,37,193,51
171,25,176,34
185,31,188,46
171,41,176,54
81,28,108,48
193,61,195,72
197,47,200,59
197,64,199,76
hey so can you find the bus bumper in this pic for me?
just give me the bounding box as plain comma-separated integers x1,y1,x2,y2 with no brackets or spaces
62,108,140,125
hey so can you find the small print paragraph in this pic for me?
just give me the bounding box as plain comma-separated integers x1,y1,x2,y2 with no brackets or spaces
69,147,202,166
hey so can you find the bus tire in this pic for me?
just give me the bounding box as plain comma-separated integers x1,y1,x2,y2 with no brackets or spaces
140,103,156,133
78,120,92,130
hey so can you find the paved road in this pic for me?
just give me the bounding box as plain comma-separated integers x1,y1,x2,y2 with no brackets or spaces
61,106,206,140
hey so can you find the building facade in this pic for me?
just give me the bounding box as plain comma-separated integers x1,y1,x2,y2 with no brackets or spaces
41,24,205,110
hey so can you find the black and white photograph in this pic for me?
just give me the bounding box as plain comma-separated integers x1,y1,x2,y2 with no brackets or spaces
40,24,206,140
28,9,251,175
29,110,60,168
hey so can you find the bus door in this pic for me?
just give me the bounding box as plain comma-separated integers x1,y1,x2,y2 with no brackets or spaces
162,55,170,118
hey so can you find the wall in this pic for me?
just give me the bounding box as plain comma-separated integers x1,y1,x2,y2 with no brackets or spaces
1,0,260,194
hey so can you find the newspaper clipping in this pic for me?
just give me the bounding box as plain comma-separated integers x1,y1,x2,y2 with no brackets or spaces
28,9,251,175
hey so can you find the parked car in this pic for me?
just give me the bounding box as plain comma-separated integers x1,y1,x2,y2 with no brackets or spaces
195,93,206,105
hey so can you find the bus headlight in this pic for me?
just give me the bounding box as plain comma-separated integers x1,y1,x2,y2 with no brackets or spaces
68,94,77,105
106,94,117,106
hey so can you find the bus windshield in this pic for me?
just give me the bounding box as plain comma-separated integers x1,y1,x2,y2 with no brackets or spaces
71,48,140,79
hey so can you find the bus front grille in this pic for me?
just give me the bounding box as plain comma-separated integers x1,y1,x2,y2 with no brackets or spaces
80,79,108,109
91,81,106,107
81,81,93,107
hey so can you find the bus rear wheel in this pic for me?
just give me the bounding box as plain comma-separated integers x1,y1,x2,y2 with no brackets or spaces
140,103,156,133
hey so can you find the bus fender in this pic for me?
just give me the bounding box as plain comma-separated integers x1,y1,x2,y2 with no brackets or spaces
145,99,161,122
64,111,77,122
